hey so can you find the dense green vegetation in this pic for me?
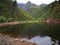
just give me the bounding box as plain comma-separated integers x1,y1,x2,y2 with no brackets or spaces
19,1,40,18
27,5,40,17
0,0,33,23
29,1,60,20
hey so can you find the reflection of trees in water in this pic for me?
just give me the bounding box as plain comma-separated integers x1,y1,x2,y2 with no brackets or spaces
0,23,60,45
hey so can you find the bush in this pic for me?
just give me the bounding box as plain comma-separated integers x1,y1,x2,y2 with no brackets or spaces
0,16,6,23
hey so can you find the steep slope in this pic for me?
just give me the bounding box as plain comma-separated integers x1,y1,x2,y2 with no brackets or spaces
17,1,40,16
29,4,47,19
14,8,33,21
27,4,40,15
22,1,32,11
31,1,60,20
0,0,33,23
17,3,25,8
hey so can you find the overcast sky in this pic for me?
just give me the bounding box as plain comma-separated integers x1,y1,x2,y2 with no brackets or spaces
16,0,55,5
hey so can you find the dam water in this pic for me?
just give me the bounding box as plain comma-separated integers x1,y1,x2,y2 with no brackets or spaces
0,23,59,45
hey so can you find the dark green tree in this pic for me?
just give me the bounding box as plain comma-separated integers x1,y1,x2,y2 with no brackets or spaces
59,0,60,3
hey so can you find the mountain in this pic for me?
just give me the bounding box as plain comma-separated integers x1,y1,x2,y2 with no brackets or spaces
27,4,40,17
17,1,40,18
0,0,33,23
40,4,47,7
28,4,47,19
17,3,25,8
17,1,40,13
22,1,32,11
30,1,60,20
17,1,48,20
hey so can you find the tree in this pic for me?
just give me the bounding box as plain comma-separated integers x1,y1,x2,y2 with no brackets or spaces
12,0,17,19
59,0,60,3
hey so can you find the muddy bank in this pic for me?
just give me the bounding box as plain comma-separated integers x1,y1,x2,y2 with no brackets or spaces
43,18,60,25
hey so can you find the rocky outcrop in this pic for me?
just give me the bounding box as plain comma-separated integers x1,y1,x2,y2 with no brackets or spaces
0,34,36,45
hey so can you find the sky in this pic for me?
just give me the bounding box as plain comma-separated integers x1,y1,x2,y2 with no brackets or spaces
16,0,55,5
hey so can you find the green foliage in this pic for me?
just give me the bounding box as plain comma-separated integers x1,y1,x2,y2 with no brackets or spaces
28,5,40,17
21,1,40,19
30,1,60,20
0,0,33,23
29,4,50,20
0,16,6,23
14,7,33,21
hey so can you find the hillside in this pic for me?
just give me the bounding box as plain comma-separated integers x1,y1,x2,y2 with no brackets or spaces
17,1,40,15
22,1,32,11
27,4,40,16
17,3,25,8
0,0,33,23
30,1,60,20
28,4,47,19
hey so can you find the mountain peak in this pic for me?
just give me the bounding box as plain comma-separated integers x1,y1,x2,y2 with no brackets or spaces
26,1,32,4
27,1,31,3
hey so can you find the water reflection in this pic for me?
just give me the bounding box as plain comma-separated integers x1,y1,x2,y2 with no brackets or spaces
20,35,59,45
0,23,60,45
29,36,52,45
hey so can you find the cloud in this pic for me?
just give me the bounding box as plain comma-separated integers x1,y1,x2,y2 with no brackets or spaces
17,0,55,5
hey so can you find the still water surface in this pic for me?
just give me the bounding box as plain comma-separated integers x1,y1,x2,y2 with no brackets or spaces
0,23,59,45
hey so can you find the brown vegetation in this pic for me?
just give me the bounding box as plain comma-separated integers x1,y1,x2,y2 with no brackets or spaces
43,18,60,25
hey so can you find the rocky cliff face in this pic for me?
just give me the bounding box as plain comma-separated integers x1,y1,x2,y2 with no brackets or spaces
22,1,32,11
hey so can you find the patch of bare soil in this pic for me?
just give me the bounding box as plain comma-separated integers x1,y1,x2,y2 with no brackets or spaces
0,22,20,27
43,18,60,25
